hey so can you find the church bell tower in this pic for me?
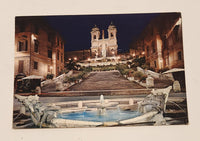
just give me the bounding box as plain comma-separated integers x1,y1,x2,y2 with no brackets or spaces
91,25,100,41
107,22,117,40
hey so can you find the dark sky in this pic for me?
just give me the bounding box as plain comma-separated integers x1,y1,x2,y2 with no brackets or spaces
44,13,158,52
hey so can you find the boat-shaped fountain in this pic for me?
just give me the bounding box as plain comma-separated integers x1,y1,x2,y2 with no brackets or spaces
14,86,172,128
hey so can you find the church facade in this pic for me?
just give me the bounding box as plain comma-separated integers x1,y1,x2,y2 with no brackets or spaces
90,23,118,59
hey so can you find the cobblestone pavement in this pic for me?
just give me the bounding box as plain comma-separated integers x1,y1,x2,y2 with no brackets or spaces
69,70,145,91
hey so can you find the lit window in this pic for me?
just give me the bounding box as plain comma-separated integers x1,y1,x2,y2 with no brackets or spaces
34,61,38,70
18,40,28,52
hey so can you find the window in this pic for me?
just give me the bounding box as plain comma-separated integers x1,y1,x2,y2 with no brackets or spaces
110,33,113,37
147,46,149,57
48,49,52,58
34,61,38,70
178,51,182,60
152,41,156,53
154,61,157,68
163,39,168,49
94,35,96,39
18,40,28,51
174,25,180,41
57,50,59,60
34,40,39,53
61,53,63,62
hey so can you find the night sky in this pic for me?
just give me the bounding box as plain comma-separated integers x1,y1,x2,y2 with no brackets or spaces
44,13,158,52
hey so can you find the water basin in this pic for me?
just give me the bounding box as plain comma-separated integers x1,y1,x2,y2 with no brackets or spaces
57,110,141,122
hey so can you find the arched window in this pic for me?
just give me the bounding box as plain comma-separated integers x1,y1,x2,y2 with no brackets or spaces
110,33,113,37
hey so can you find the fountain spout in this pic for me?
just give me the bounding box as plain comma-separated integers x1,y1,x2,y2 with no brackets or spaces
100,95,104,104
98,95,106,115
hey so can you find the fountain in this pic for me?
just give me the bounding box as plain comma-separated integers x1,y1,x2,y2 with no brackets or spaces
14,86,172,128
97,95,106,115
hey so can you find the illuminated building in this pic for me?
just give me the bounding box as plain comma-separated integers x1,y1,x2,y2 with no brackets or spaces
90,23,118,59
130,13,184,71
15,17,64,78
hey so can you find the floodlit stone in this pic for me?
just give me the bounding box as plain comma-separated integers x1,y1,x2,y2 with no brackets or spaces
56,81,64,91
173,80,181,92
129,98,134,105
146,76,154,88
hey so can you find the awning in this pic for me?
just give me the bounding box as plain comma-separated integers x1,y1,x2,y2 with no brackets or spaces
22,75,44,80
162,68,184,74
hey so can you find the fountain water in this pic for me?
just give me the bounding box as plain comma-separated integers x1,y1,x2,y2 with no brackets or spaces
98,95,106,115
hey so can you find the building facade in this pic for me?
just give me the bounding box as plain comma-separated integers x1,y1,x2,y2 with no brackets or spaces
15,17,65,78
130,13,184,71
90,23,118,59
